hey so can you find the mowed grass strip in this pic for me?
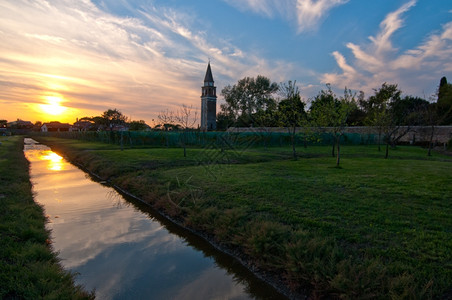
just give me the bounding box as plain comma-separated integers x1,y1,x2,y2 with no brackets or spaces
35,136,452,299
0,136,94,299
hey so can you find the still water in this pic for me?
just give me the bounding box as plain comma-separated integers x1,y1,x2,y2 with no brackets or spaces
23,138,285,300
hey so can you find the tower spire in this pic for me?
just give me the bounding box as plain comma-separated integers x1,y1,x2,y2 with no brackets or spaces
204,61,214,83
200,62,217,131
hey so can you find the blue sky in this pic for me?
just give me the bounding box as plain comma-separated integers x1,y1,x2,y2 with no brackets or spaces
0,0,451,124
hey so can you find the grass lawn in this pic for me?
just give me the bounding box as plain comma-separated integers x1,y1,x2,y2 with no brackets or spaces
35,136,452,299
0,136,93,299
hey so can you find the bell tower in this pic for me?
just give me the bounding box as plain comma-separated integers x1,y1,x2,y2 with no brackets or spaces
201,62,217,131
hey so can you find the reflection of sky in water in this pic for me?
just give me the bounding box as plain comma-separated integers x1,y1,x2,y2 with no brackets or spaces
23,139,252,300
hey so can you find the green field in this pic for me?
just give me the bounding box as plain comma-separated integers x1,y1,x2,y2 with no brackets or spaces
0,136,93,299
34,136,452,299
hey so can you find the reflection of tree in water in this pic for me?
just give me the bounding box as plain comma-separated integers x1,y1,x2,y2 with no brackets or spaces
100,178,287,299
119,194,285,299
105,190,130,209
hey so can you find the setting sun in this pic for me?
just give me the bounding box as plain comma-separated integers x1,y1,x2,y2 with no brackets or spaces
39,96,68,116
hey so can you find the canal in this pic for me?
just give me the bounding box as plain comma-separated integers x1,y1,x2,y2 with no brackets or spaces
23,138,286,299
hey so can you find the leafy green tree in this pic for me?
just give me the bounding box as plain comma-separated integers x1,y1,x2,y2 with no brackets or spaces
347,91,366,126
424,101,440,156
216,111,235,131
220,75,278,127
310,85,354,166
278,80,306,159
437,76,452,124
391,96,429,126
101,108,128,130
385,95,429,157
365,83,421,158
253,102,279,127
128,120,149,131
424,77,452,155
361,83,398,152
309,87,337,156
91,116,105,130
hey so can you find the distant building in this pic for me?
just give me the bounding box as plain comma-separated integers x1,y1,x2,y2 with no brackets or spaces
7,119,34,129
73,119,94,131
200,62,217,131
7,119,34,134
41,121,71,132
110,124,129,131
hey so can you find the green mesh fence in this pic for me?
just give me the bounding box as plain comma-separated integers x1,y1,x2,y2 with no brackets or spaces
36,130,381,149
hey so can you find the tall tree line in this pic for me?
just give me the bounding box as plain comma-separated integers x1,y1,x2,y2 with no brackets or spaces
217,76,452,161
217,75,452,131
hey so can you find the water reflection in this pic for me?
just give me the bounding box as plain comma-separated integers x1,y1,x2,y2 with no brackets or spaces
40,150,64,171
23,139,285,300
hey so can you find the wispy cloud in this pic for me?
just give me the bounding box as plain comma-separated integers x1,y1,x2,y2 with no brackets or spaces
322,0,452,97
222,0,281,18
295,0,349,33
369,0,417,57
0,0,294,123
223,0,348,33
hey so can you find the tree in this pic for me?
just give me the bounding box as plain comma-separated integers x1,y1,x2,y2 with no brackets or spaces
101,108,128,130
373,83,400,158
174,104,198,157
33,121,42,131
347,91,366,126
220,75,278,127
310,85,354,166
390,96,428,126
216,111,235,131
91,116,106,130
157,109,175,131
386,96,430,157
437,76,452,125
364,83,422,158
128,120,149,131
253,105,279,127
425,100,440,156
0,120,7,128
361,83,396,152
157,109,176,148
278,80,306,159
79,117,92,122
424,77,452,155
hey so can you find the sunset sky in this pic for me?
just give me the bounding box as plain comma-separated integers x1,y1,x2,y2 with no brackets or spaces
1,0,451,125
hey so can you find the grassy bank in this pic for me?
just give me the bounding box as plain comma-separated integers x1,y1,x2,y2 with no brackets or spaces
0,136,93,299
35,136,452,299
